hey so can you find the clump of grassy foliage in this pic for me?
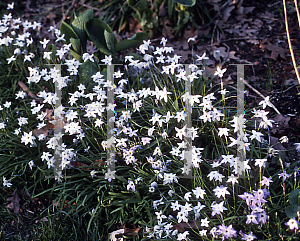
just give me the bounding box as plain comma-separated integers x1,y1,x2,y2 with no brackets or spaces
0,2,299,241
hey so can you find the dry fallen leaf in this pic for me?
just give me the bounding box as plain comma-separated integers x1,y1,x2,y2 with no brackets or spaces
203,66,215,78
113,31,123,42
253,19,263,28
70,159,105,170
44,108,54,121
158,2,167,17
260,40,288,60
33,107,67,138
260,11,276,23
184,28,198,42
272,114,290,131
129,18,142,34
207,46,239,62
110,226,140,240
219,75,234,85
247,39,260,45
6,189,21,214
170,49,191,63
179,37,189,50
284,79,298,86
222,5,235,22
35,217,48,223
33,121,55,137
269,136,286,158
172,221,200,232
197,25,211,38
46,13,56,19
162,17,174,39
18,80,39,100
110,229,125,241
124,227,141,236
244,6,255,14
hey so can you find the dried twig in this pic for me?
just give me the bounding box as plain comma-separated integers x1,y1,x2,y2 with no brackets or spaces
221,37,255,42
294,0,300,29
282,84,297,93
227,85,258,99
222,42,230,62
211,20,218,46
57,0,76,29
244,79,281,115
78,3,101,11
283,0,300,85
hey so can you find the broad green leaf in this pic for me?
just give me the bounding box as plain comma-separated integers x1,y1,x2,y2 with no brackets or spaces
104,30,116,54
174,99,178,110
285,206,299,218
85,19,113,56
129,32,148,41
71,8,93,52
95,18,113,33
172,0,196,6
78,61,99,86
140,11,150,29
70,49,82,62
127,0,136,6
289,189,300,207
70,38,82,55
124,52,140,60
115,32,148,52
85,19,106,46
127,0,147,10
60,21,79,42
131,12,141,22
116,40,143,52
136,0,148,9
127,0,148,23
